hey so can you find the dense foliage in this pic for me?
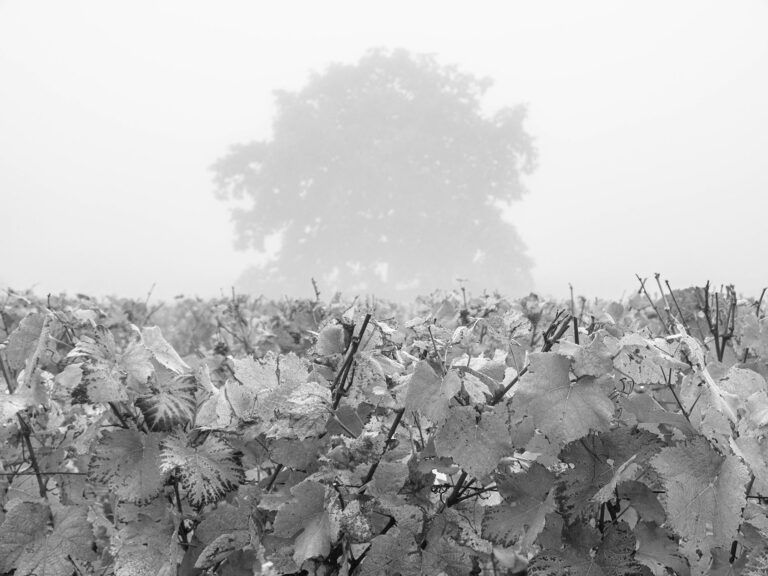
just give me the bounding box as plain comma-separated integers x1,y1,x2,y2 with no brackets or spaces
213,48,536,300
1,281,768,576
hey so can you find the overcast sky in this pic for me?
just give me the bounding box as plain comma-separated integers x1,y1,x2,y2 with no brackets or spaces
1,0,767,302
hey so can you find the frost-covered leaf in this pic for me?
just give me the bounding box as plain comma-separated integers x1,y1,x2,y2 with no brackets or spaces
483,484,555,550
458,368,493,404
135,363,197,430
435,405,513,479
228,353,309,428
14,506,95,576
113,513,180,576
743,544,768,576
0,390,35,422
421,512,476,576
511,352,614,447
195,530,251,569
732,428,768,486
404,361,460,425
557,332,614,378
161,431,244,507
316,323,346,355
619,391,696,435
558,427,663,521
651,437,749,553
268,380,331,440
273,479,335,565
141,325,189,373
735,312,768,360
89,429,166,503
591,455,641,504
0,502,50,572
5,313,46,371
69,325,152,403
634,521,690,576
358,527,421,576
528,522,651,576
718,367,768,428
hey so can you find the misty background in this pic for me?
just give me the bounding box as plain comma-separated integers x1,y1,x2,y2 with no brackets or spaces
1,1,767,302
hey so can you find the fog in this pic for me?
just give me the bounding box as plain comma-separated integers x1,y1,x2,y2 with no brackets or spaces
1,1,767,302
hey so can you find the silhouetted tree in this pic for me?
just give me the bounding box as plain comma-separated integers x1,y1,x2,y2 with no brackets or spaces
213,48,536,300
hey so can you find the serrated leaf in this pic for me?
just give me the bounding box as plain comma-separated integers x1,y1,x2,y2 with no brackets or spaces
5,313,46,371
135,363,197,430
316,323,346,355
528,522,651,576
195,530,251,569
434,405,513,479
113,513,180,576
634,521,690,576
89,429,166,503
557,427,663,522
141,326,189,372
69,325,152,403
14,506,95,576
160,431,244,506
273,479,335,565
0,502,50,572
511,352,614,447
591,455,640,504
404,361,460,425
483,490,555,551
268,380,331,440
358,527,421,576
557,332,614,378
732,429,768,486
651,437,749,552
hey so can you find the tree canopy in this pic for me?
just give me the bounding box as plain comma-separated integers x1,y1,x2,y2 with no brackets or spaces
213,48,536,300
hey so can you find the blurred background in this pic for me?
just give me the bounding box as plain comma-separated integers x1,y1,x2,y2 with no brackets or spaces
1,0,766,302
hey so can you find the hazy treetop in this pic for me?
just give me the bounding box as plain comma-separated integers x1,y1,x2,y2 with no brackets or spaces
213,49,536,300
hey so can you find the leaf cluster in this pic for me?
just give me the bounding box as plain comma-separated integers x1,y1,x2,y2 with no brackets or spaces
1,284,768,575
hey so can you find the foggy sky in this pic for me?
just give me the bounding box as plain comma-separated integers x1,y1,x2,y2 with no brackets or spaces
1,1,767,302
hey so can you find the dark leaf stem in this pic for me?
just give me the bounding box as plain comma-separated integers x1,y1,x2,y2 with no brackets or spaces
360,407,405,487
332,314,372,410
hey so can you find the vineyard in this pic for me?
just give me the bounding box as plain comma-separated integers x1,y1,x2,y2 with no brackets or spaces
1,281,768,576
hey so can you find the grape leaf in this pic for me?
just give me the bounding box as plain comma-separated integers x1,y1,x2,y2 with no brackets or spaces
113,513,180,576
0,502,50,572
557,427,663,522
316,323,346,355
732,427,768,487
483,488,555,551
141,325,189,372
69,325,153,403
634,521,690,576
273,479,335,565
528,522,651,576
5,312,46,371
421,512,476,576
135,363,197,430
591,455,640,504
434,405,513,479
13,506,95,576
160,431,244,507
358,527,421,576
511,352,614,448
89,429,166,503
195,530,251,569
557,331,614,378
483,463,555,550
268,380,332,440
651,437,749,553
195,500,252,545
404,361,460,425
